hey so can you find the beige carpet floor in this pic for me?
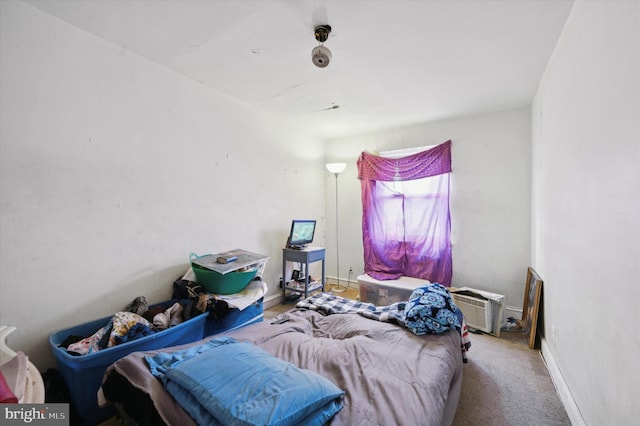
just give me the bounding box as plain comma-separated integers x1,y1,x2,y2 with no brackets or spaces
453,330,570,425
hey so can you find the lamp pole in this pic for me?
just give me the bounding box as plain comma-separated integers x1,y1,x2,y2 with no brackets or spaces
326,163,347,292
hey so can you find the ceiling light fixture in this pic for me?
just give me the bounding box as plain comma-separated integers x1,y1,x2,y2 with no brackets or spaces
312,25,332,68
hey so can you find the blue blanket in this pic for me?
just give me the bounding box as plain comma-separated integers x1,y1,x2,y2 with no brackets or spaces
146,337,344,426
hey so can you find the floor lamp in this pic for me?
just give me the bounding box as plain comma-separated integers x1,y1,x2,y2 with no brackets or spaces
326,162,347,293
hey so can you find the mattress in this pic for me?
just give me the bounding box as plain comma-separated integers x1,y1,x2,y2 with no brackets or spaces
100,306,464,426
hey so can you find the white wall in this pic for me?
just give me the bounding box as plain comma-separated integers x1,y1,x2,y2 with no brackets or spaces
0,1,325,370
532,1,640,424
325,107,532,310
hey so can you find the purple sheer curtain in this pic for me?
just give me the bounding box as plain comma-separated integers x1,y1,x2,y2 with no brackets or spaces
357,140,452,285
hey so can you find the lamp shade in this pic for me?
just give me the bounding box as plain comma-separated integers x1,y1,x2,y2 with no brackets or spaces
326,163,347,174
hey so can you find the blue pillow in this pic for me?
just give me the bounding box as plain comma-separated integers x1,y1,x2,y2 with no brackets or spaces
146,337,344,426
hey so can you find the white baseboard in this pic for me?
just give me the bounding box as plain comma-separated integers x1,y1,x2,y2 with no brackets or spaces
325,276,359,290
264,293,281,310
504,306,522,321
540,338,586,426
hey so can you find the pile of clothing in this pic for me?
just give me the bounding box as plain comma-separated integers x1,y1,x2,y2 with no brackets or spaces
59,297,199,356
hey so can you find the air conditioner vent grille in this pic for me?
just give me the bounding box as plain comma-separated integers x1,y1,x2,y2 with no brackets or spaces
450,287,506,337
451,293,492,333
454,294,486,308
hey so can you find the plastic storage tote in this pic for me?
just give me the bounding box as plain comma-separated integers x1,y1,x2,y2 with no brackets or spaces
357,274,429,305
49,299,207,425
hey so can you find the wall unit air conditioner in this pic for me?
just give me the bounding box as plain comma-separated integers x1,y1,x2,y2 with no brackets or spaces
450,287,505,337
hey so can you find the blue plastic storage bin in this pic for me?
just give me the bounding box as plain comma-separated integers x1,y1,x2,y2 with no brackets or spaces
203,299,264,337
49,300,207,425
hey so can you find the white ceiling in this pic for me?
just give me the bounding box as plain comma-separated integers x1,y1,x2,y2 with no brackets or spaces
24,0,574,139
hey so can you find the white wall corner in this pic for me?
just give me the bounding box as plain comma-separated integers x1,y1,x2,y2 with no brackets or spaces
540,338,586,426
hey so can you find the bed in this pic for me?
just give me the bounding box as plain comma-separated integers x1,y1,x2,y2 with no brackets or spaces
99,291,467,426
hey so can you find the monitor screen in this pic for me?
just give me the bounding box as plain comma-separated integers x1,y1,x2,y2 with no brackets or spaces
288,220,316,248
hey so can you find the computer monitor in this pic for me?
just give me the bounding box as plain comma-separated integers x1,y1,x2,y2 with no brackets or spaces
287,220,316,249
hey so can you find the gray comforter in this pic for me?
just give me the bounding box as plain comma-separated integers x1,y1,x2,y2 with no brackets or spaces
100,308,463,426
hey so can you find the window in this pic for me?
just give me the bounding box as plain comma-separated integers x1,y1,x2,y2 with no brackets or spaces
357,141,452,285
